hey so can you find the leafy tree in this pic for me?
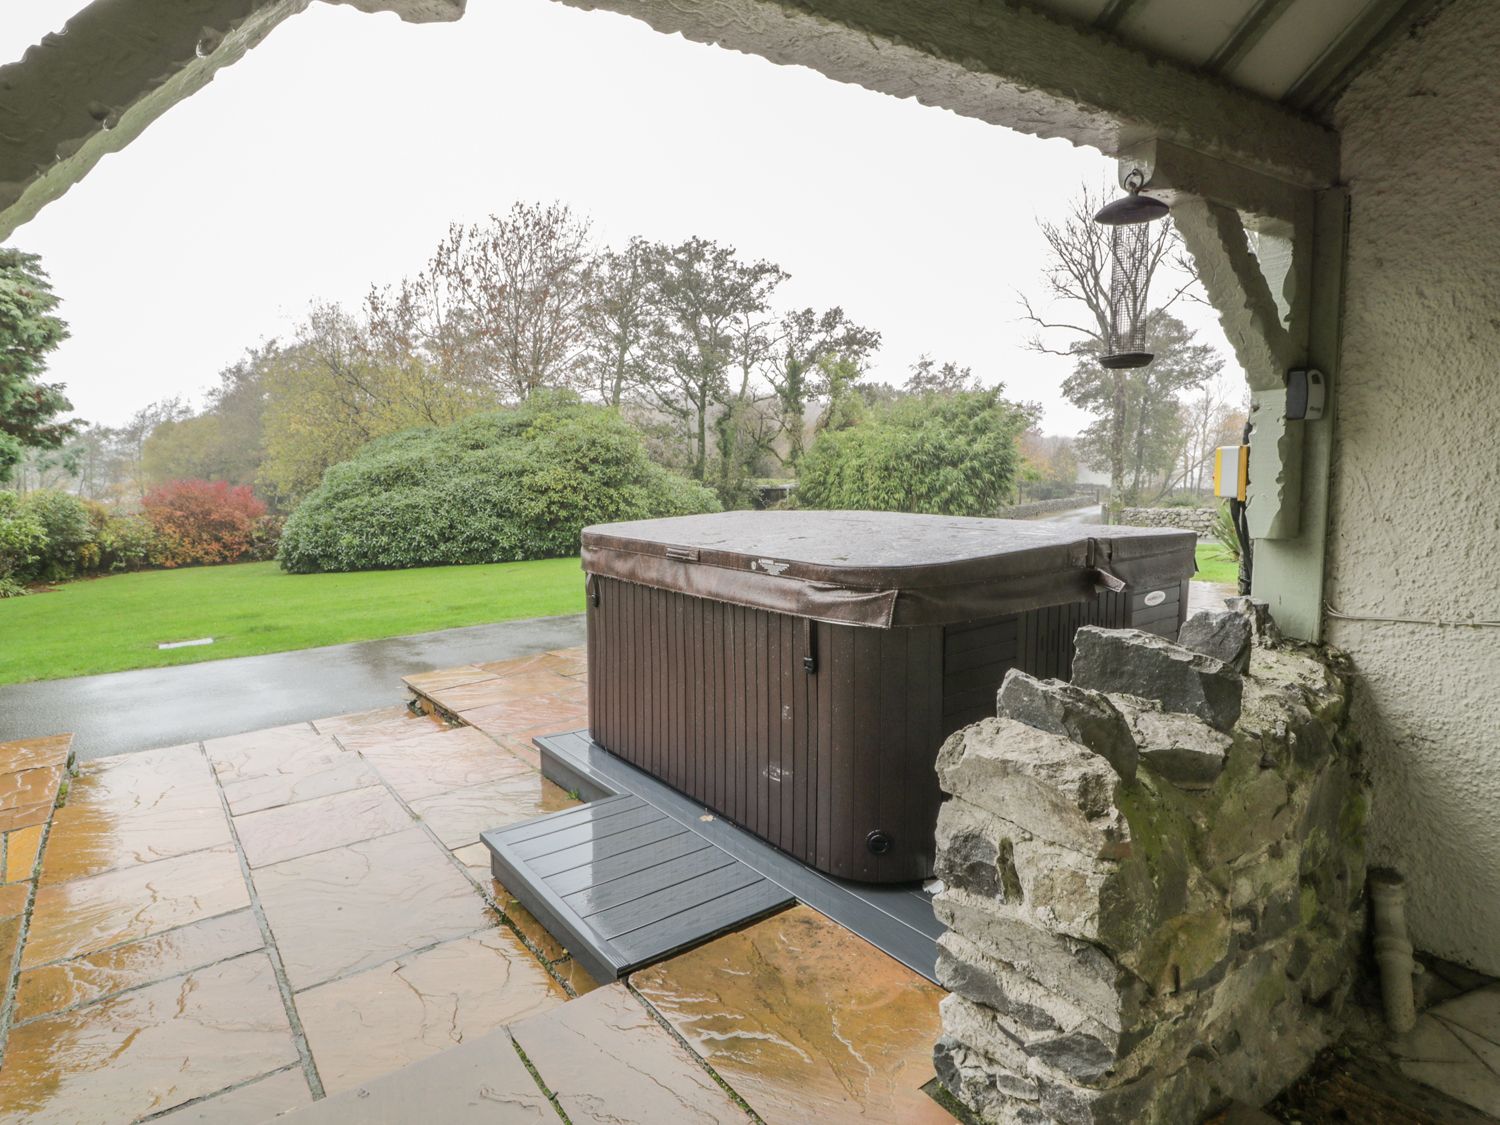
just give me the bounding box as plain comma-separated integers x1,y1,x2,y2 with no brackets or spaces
1065,314,1221,504
0,250,78,483
581,238,652,409
638,238,787,487
277,393,718,573
796,387,1032,516
143,343,280,496
903,355,979,395
115,398,190,500
260,303,497,502
1018,429,1080,493
766,307,880,474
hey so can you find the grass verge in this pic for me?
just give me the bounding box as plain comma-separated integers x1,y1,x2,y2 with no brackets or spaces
0,557,584,684
1194,543,1240,586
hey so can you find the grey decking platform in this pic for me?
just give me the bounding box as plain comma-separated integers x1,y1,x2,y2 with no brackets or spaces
483,792,793,982
480,729,942,986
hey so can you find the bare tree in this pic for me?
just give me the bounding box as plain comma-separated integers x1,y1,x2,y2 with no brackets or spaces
369,202,595,402
1019,183,1207,508
116,397,189,500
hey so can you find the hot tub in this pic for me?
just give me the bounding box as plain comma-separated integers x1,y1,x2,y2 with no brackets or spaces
580,511,1197,883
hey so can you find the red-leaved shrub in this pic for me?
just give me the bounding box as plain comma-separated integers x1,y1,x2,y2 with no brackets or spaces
142,480,268,567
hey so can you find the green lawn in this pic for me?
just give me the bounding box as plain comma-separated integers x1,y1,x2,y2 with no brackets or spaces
0,558,586,685
1195,543,1239,585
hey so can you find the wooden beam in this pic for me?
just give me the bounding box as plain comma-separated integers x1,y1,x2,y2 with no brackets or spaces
557,0,1340,188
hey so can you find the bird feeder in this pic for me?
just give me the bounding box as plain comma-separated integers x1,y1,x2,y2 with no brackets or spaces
1094,172,1169,370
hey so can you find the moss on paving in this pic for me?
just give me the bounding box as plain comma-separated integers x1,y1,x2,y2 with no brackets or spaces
0,557,585,684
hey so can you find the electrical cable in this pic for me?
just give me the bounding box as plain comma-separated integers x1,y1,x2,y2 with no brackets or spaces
1324,605,1500,629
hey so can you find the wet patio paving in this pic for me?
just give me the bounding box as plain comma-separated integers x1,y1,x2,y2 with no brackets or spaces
0,647,951,1124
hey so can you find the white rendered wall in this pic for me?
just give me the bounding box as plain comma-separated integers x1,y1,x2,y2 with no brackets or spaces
1329,0,1500,973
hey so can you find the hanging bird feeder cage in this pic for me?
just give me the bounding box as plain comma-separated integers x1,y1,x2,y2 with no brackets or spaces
1095,172,1169,370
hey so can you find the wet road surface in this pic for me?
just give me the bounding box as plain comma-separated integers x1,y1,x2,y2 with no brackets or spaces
0,615,586,760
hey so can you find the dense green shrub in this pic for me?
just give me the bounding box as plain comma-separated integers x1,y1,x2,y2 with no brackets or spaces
19,489,95,582
96,512,160,573
277,395,719,573
0,491,45,596
795,389,1031,516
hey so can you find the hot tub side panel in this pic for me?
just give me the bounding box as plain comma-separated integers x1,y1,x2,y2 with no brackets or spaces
585,575,1188,883
587,576,944,882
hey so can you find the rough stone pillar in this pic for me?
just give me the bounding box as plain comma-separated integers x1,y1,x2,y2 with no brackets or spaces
932,609,1365,1124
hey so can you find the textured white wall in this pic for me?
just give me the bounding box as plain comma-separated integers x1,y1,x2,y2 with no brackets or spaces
1330,0,1500,973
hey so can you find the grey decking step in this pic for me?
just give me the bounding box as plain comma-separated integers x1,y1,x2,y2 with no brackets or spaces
485,729,943,984
483,792,794,983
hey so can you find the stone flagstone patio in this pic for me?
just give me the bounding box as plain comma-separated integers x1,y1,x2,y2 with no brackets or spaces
0,647,952,1124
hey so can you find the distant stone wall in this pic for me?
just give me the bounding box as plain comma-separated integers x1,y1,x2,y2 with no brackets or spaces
932,605,1366,1124
996,496,1100,520
1116,507,1217,537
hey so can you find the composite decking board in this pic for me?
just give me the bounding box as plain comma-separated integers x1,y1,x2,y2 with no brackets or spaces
484,797,794,982
609,881,792,964
590,864,768,941
526,819,687,879
497,794,644,844
562,847,740,918
528,729,943,983
547,835,716,899
507,802,667,860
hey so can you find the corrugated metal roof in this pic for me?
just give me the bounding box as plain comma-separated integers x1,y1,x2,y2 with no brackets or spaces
1028,0,1449,119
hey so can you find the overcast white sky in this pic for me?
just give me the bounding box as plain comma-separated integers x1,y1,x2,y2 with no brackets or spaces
2,0,1234,435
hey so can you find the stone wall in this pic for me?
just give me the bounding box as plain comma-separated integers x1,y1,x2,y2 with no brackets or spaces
996,497,1102,520
1115,507,1217,537
932,606,1366,1124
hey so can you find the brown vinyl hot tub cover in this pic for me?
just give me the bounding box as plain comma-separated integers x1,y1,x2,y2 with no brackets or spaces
581,511,1197,628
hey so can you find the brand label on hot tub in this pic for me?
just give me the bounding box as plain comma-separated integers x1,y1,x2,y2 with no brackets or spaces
753,558,790,576
1143,589,1167,607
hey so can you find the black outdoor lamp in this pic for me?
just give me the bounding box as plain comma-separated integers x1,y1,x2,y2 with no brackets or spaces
1094,170,1169,370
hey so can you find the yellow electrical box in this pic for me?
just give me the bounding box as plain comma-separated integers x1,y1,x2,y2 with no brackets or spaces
1213,445,1249,501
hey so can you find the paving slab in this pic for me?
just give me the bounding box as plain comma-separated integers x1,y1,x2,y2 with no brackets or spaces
630,905,953,1125
511,981,744,1124
250,826,493,990
148,1067,314,1123
1395,983,1500,1117
233,784,412,868
0,952,297,1124
361,726,535,802
276,1026,555,1124
39,745,229,884
296,928,565,1094
22,845,247,968
408,771,575,849
221,745,381,815
14,909,264,1023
